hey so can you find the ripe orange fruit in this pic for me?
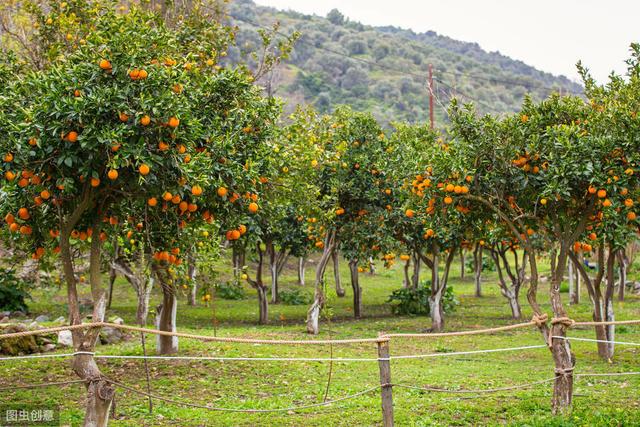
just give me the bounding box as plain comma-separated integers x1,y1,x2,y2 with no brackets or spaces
172,84,183,94
228,229,241,240
107,169,118,180
140,115,151,126
217,187,228,197
167,116,180,128
588,186,597,194
3,153,13,162
4,171,15,181
177,144,186,154
405,209,415,218
179,201,188,212
99,59,112,70
191,185,203,196
4,213,15,224
424,228,435,238
171,194,181,204
597,189,606,198
118,112,129,122
602,199,612,207
188,203,197,212
9,223,19,232
444,196,453,205
20,225,32,235
315,241,324,249
445,183,455,192
540,198,547,205
40,190,50,199
248,202,259,213
66,131,78,142
18,208,29,220
158,141,169,151
527,228,535,236
111,143,121,152
589,232,597,241
138,164,150,176
74,89,81,97
238,224,247,235
628,211,637,221
28,137,37,146
18,178,28,188
90,177,100,187
624,198,634,208
335,207,345,215
162,192,172,201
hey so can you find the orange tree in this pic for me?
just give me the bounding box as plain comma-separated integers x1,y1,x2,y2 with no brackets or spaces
0,3,279,422
563,49,640,360
402,135,479,331
383,122,440,290
304,106,389,333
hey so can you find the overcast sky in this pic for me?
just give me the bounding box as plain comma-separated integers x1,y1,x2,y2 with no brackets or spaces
254,0,640,83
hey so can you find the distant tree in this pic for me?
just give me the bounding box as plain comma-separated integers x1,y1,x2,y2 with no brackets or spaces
326,8,345,26
373,42,391,61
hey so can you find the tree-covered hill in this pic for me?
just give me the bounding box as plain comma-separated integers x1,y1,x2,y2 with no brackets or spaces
227,0,583,125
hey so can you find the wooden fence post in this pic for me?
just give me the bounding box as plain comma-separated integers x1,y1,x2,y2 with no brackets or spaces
377,334,394,427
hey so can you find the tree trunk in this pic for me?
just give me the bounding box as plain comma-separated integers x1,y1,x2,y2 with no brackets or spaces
257,285,269,325
107,267,116,309
64,205,115,426
306,230,336,334
402,258,410,288
460,248,465,279
549,246,574,414
155,275,178,355
267,242,279,304
506,290,522,319
187,251,197,306
332,249,346,297
429,291,444,332
473,243,483,297
349,259,362,318
297,257,306,286
617,250,627,302
411,251,420,288
368,256,375,275
136,275,153,327
568,259,576,305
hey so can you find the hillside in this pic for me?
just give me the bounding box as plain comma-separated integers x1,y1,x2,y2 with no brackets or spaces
227,0,583,125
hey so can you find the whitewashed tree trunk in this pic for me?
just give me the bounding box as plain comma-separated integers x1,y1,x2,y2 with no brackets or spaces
332,249,346,297
306,230,336,334
473,243,483,297
297,257,306,286
187,251,197,306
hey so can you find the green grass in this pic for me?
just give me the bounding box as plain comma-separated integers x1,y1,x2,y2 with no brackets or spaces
2,254,640,426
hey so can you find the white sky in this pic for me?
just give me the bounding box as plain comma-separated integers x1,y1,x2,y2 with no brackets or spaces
254,0,640,83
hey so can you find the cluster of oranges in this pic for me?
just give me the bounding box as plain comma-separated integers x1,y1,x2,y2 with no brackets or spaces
225,224,247,241
152,248,182,265
512,152,546,174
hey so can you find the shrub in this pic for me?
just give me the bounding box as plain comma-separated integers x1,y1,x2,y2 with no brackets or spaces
0,268,30,312
215,282,246,300
278,288,309,305
387,280,458,316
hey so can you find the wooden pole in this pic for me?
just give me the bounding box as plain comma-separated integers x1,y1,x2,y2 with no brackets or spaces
377,335,394,427
428,64,435,129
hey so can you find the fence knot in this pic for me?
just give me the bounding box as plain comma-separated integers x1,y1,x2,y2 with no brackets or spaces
550,317,575,328
554,366,575,377
530,313,548,327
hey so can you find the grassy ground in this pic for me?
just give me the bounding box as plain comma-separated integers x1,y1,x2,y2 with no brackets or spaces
2,253,640,426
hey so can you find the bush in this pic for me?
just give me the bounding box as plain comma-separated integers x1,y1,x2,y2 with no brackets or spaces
464,254,496,273
0,268,30,312
278,288,309,305
215,282,246,300
387,281,458,316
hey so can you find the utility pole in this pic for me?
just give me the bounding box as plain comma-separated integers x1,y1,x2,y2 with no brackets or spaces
428,63,435,129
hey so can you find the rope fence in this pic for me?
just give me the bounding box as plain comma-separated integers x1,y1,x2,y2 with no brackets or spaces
1,316,639,425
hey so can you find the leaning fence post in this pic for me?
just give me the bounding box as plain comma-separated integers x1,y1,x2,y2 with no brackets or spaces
377,333,394,427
